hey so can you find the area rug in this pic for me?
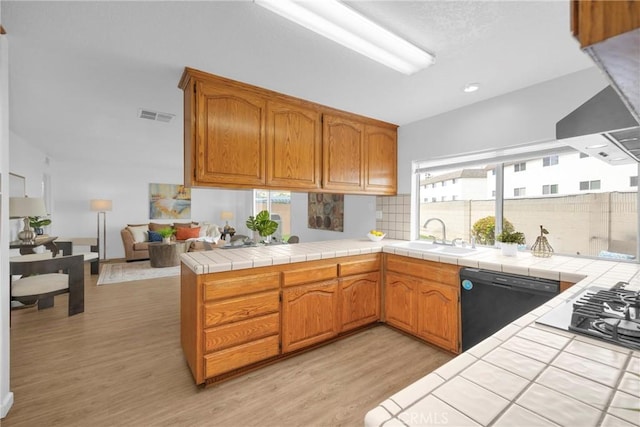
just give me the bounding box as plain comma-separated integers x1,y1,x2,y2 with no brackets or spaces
97,261,180,285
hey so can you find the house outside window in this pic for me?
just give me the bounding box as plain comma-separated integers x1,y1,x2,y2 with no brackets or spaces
514,162,526,172
542,184,558,195
543,155,559,167
579,180,601,191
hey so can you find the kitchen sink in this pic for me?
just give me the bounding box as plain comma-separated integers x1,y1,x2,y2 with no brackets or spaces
390,241,483,257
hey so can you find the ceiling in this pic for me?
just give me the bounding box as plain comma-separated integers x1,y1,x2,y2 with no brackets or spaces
2,0,596,168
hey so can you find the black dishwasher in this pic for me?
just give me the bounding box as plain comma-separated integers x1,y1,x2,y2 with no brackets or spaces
460,268,559,351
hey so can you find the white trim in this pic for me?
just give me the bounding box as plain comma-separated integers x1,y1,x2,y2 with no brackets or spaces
1,391,13,418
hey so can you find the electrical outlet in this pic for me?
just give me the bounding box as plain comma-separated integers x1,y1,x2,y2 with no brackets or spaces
375,210,383,220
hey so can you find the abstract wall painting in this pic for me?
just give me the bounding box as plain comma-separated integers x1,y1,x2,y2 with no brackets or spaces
149,183,191,219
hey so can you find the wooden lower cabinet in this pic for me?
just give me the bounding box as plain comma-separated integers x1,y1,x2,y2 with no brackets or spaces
416,281,460,353
384,255,461,353
282,280,340,353
384,272,418,334
339,272,380,332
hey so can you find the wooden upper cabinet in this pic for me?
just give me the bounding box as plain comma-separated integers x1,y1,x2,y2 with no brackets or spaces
572,0,640,47
194,81,266,187
180,68,397,194
322,114,365,192
364,124,397,195
266,100,322,189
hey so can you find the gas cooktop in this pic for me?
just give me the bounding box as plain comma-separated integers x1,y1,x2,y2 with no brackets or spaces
536,282,640,350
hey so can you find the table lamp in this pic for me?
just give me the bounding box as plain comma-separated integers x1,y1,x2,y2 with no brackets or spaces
220,211,234,241
10,197,48,244
90,199,113,260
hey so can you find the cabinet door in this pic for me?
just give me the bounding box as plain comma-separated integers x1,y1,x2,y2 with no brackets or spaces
282,280,339,353
417,281,460,353
364,125,397,194
266,100,322,189
195,81,266,186
339,272,380,332
384,272,417,334
322,114,364,192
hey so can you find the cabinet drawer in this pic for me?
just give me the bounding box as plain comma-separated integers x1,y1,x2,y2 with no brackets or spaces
204,335,280,379
282,264,337,287
338,255,379,277
204,313,279,353
203,291,279,328
386,255,459,286
203,272,280,301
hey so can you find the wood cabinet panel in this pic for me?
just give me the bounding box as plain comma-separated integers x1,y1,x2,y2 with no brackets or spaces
338,255,380,277
282,280,339,352
572,0,640,47
282,264,337,287
339,272,380,332
384,272,417,334
203,291,279,328
386,255,459,286
204,313,279,353
204,272,280,301
204,335,280,378
194,81,266,186
417,281,460,353
266,100,322,189
322,114,364,192
364,125,397,195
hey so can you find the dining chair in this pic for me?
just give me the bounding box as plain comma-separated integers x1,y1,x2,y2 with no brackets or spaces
10,254,85,316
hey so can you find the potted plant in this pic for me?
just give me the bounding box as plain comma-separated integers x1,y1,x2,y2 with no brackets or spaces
246,210,279,243
158,227,176,244
496,230,525,257
29,216,51,235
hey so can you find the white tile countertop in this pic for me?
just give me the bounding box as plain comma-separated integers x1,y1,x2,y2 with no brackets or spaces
181,239,640,426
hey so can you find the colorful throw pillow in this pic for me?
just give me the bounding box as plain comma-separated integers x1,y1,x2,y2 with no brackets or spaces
128,225,149,243
148,230,163,242
176,226,200,240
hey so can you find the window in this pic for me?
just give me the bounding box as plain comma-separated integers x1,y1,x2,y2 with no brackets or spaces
580,180,601,191
514,162,526,172
431,197,436,202
442,180,447,187
253,190,291,242
441,196,447,201
414,143,638,260
452,195,458,201
452,178,457,184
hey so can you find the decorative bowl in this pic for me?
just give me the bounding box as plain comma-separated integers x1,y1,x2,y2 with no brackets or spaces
367,232,386,242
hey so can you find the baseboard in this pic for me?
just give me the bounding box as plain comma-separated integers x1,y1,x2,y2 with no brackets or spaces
1,391,14,418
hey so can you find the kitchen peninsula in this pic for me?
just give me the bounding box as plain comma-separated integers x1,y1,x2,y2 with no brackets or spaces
180,239,640,426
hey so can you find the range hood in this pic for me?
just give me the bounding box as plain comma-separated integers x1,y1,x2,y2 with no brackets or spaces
556,86,640,164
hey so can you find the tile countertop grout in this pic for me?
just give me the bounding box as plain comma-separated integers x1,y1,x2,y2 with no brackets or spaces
180,239,640,427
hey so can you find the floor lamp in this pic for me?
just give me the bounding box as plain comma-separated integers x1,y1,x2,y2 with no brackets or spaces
90,199,112,260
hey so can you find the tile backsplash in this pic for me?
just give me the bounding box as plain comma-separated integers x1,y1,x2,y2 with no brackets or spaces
376,194,411,240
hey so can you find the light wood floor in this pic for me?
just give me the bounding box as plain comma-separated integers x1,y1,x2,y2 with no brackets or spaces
4,264,453,427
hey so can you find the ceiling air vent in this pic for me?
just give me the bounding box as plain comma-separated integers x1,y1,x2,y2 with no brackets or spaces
138,108,175,123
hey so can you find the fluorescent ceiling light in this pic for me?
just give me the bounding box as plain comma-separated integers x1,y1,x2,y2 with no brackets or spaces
255,0,435,75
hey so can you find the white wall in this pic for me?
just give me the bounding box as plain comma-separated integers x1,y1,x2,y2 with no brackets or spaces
290,192,376,242
0,23,14,418
397,67,609,193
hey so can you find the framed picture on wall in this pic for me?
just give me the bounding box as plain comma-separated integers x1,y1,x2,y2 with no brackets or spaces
9,173,26,197
149,183,191,219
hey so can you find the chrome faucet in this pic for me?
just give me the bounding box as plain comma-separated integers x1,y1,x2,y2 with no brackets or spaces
423,218,446,244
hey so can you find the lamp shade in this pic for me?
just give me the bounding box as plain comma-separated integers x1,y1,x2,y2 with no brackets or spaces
90,199,113,212
9,197,48,218
220,211,234,221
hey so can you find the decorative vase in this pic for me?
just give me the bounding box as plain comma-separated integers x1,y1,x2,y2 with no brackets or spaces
162,237,171,244
501,243,518,257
